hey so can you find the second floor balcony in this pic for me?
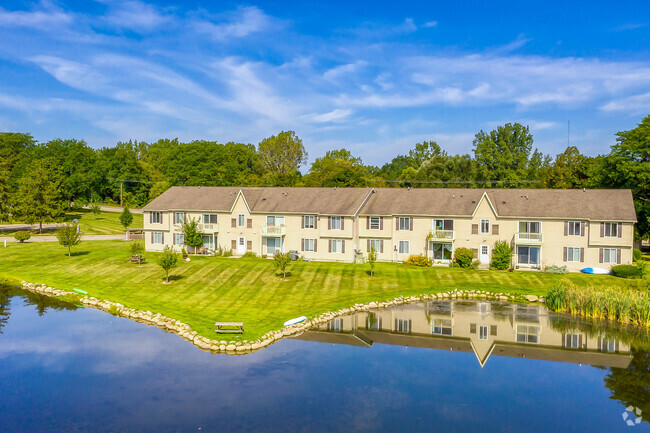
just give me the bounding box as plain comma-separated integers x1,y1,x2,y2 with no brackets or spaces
515,232,543,244
428,229,455,241
260,225,286,236
199,223,219,233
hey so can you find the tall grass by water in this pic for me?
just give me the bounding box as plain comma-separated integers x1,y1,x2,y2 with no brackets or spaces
545,282,650,327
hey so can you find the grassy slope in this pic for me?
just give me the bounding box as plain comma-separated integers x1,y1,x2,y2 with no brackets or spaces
1,210,144,236
0,240,630,341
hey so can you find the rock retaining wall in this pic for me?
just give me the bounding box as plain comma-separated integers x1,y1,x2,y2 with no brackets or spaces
20,281,545,355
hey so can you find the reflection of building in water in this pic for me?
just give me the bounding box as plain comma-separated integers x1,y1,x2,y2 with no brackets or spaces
294,301,632,368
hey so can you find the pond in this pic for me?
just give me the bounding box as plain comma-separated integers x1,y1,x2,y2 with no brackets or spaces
1,284,649,432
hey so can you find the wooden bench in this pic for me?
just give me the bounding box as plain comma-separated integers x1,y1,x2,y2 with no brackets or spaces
129,255,146,263
215,322,244,334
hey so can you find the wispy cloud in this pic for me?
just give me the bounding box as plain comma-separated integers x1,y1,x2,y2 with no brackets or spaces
612,22,647,31
194,6,275,40
0,0,73,28
600,91,650,113
102,1,173,32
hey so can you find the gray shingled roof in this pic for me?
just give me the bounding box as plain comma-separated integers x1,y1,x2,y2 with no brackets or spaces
142,186,637,221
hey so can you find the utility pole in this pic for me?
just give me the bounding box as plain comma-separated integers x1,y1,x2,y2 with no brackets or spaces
120,182,123,207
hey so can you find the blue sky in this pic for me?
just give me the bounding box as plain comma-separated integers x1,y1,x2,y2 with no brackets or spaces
0,0,649,165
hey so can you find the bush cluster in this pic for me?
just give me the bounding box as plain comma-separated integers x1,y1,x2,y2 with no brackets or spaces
545,265,569,275
13,231,31,243
453,248,475,268
490,240,513,270
611,264,644,279
242,251,257,258
633,248,642,262
404,255,432,267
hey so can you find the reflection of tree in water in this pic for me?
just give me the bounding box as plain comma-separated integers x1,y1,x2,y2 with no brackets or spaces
547,314,650,422
0,284,78,334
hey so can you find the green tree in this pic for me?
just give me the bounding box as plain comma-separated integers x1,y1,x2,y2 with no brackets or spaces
16,158,64,233
182,218,203,253
543,146,595,189
157,246,179,283
0,133,36,221
490,240,513,270
257,131,307,186
90,203,101,219
273,252,291,279
13,231,31,243
590,114,650,239
304,149,373,187
56,222,81,256
367,246,377,277
473,123,548,187
120,207,134,240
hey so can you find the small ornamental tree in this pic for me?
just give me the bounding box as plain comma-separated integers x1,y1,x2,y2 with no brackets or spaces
453,247,475,268
490,240,513,270
157,246,178,283
90,203,101,219
182,218,203,253
120,207,134,240
130,242,145,266
273,252,291,279
13,231,31,243
368,246,377,277
56,223,81,256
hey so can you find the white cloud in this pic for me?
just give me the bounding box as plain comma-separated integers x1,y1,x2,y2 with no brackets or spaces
195,6,274,40
423,21,438,28
301,109,353,123
0,1,73,28
323,61,367,81
600,91,650,113
103,1,172,32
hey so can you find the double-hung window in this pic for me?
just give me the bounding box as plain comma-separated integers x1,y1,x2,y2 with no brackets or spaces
330,217,342,230
369,217,381,230
303,215,315,229
304,238,315,252
370,239,381,253
152,232,163,244
238,214,245,227
519,221,541,234
603,248,618,263
603,222,618,237
174,212,185,225
267,215,285,226
151,212,162,224
564,334,581,349
331,239,343,253
398,217,411,231
567,247,581,262
202,214,218,225
568,221,581,236
396,319,410,333
516,324,540,344
479,326,489,341
431,319,452,336
480,219,490,234
174,233,184,245
398,240,410,254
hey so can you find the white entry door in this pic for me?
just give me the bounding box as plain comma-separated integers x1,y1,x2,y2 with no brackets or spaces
237,237,246,254
479,244,490,264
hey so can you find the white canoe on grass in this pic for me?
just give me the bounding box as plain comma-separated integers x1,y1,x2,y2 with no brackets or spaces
581,267,611,275
284,316,307,327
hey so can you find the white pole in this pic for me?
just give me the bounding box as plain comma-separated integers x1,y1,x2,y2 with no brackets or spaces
4,240,6,247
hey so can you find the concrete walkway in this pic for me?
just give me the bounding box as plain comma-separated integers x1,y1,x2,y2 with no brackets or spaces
0,223,60,232
0,234,125,244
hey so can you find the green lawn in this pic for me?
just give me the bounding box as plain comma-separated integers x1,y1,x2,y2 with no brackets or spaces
0,240,631,341
1,210,143,236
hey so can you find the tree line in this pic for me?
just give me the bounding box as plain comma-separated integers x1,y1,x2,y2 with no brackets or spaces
1,115,648,237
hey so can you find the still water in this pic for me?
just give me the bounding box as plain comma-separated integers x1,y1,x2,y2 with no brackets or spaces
1,285,648,433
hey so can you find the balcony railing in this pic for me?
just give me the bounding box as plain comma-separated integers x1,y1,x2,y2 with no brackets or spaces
199,223,219,233
260,225,286,236
429,229,455,240
515,232,543,243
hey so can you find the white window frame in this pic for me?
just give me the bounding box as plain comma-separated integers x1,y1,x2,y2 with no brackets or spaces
519,221,541,234
370,239,381,253
369,217,381,230
398,217,411,231
517,246,541,265
331,239,343,253
564,333,581,349
151,212,162,224
304,238,315,252
567,247,581,262
267,215,285,226
328,318,343,332
174,212,185,225
479,325,489,341
174,233,185,245
330,216,342,230
152,232,163,244
603,222,618,237
603,248,617,264
515,324,540,344
479,302,489,315
304,215,315,229
398,240,410,254
202,214,218,224
600,338,617,353
430,242,453,260
396,319,410,333
238,214,245,227
480,219,490,234
431,318,453,336
568,221,581,236
433,219,454,231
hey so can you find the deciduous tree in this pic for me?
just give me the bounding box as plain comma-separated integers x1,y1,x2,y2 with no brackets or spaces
56,222,81,256
257,131,307,186
16,158,64,233
157,246,179,283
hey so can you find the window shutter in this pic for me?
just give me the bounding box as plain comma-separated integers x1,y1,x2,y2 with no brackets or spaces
617,248,621,264
328,239,332,253
342,240,345,254
600,222,604,237
301,217,305,229
314,239,317,252
231,218,236,228
410,217,413,231
379,217,383,230
472,224,478,235
580,247,584,262
580,222,585,236
564,221,568,236
231,239,236,250
367,217,370,230
301,238,304,252
617,223,622,238
409,320,412,332
490,325,497,336
599,248,603,263
247,240,252,250
314,217,318,229
151,232,153,243
380,240,384,253
341,217,345,230
247,219,252,229
149,212,152,224
161,232,164,243
563,247,567,262
396,218,399,231
394,319,397,331
470,323,476,334
472,248,479,259
173,234,176,245
328,217,332,230
492,224,499,235
367,239,370,251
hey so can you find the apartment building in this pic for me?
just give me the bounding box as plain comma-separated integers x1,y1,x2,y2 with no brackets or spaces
141,187,636,271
